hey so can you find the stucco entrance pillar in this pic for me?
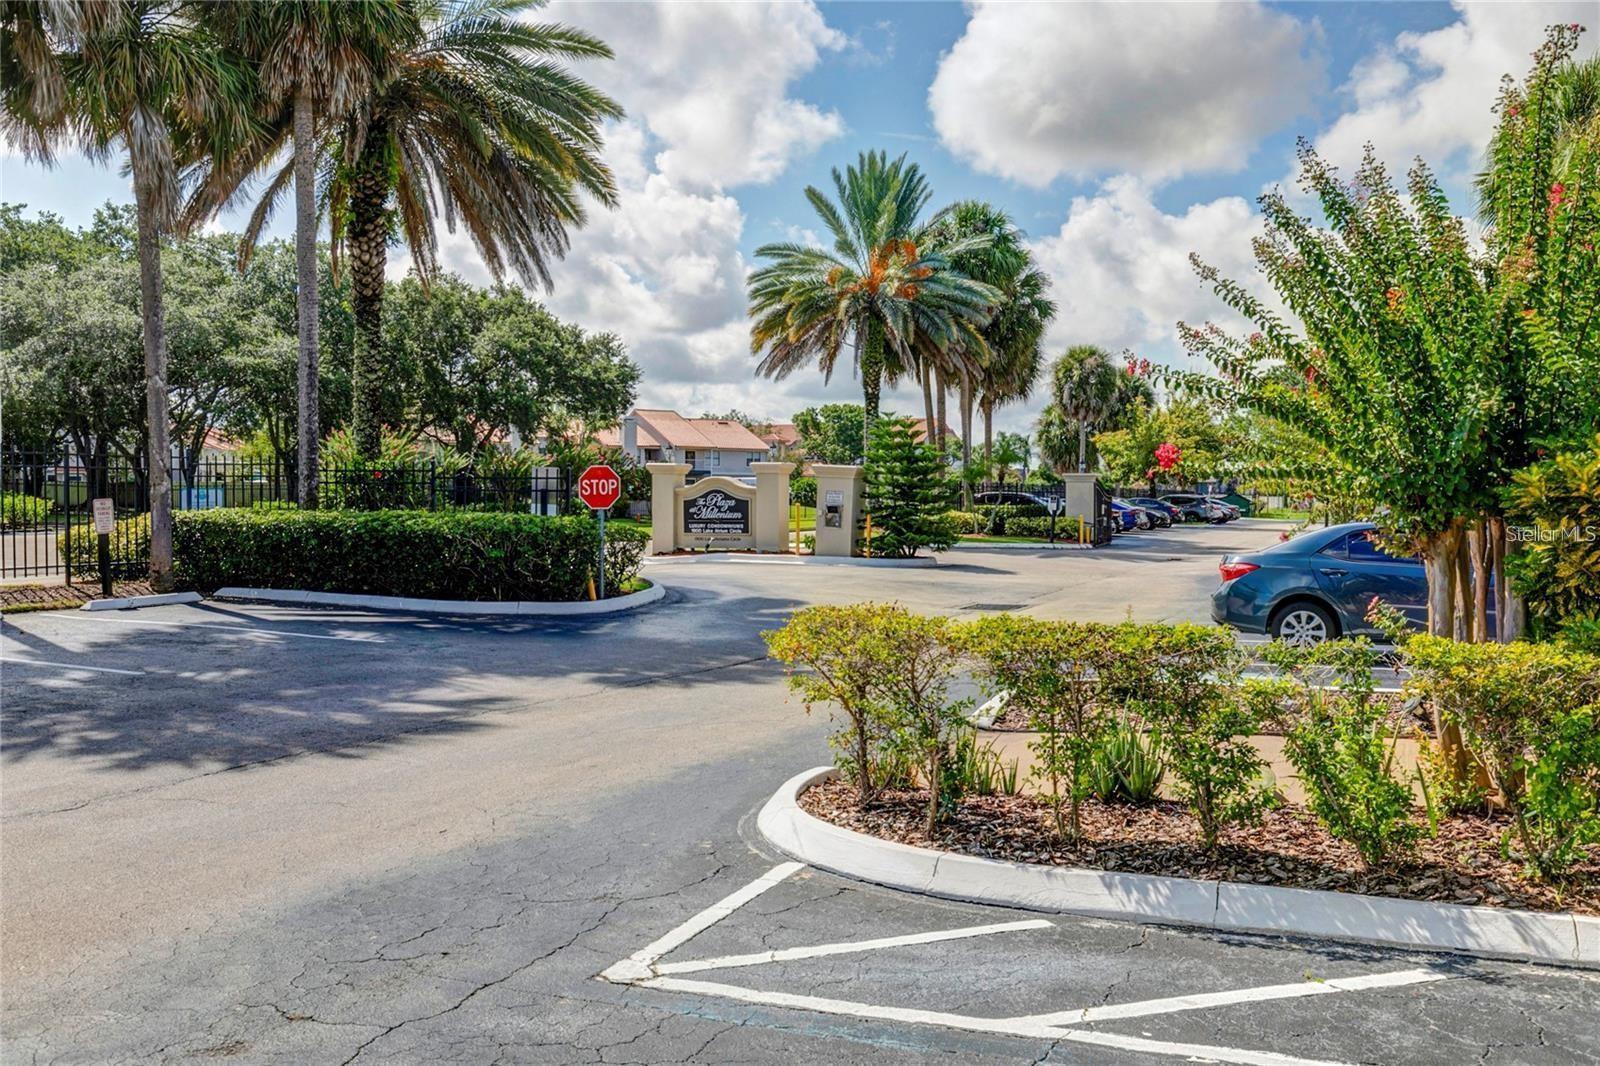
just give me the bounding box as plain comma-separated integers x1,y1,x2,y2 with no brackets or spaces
1059,472,1102,543
811,464,865,557
646,462,689,555
750,462,793,553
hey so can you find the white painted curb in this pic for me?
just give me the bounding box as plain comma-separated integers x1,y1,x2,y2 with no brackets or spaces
212,580,665,616
758,766,1598,969
81,591,203,611
944,541,1093,552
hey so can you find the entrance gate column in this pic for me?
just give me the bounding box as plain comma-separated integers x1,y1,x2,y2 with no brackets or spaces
750,462,793,553
646,462,689,555
811,464,865,557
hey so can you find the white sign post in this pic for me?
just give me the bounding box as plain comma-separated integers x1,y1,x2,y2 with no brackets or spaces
91,498,115,594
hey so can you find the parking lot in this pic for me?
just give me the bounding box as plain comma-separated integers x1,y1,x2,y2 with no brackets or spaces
3,520,1590,1063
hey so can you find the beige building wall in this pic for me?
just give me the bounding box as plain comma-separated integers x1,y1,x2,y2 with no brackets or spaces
811,465,866,557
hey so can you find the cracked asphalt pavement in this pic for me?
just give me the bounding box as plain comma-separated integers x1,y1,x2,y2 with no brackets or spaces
3,523,1595,1064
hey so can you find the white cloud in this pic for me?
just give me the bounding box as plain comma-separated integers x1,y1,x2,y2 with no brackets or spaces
1303,2,1597,186
929,1,1324,187
545,1,845,190
426,2,856,422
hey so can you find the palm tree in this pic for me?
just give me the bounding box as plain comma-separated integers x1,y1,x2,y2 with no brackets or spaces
327,0,620,458
5,2,248,590
1476,51,1600,222
193,2,414,505
749,151,997,454
923,202,1053,490
1049,345,1127,474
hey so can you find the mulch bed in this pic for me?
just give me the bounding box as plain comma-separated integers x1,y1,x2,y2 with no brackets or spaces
0,580,156,612
800,777,1598,915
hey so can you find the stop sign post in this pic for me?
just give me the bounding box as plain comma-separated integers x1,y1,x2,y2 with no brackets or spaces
577,464,622,598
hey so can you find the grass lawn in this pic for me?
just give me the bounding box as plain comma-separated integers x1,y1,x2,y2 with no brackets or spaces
956,534,1077,545
1251,508,1314,520
610,506,817,535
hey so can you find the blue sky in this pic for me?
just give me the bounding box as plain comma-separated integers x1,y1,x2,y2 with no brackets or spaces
2,1,1593,434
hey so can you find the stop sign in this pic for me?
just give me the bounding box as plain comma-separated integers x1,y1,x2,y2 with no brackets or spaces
576,464,622,510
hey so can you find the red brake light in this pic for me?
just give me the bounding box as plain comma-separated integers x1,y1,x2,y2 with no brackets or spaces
1219,561,1259,582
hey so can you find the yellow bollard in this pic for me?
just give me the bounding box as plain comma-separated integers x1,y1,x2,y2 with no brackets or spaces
864,513,873,558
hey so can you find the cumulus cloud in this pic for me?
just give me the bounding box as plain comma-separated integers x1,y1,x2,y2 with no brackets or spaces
929,1,1324,187
1304,2,1597,186
425,2,852,420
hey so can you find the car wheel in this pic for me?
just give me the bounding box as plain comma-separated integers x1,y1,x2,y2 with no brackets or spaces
1271,602,1336,647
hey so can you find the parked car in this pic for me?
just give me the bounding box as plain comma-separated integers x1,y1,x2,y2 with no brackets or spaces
972,489,1060,511
1114,497,1166,529
1107,499,1142,532
1211,521,1450,645
1127,497,1180,525
1203,496,1241,520
1160,493,1228,523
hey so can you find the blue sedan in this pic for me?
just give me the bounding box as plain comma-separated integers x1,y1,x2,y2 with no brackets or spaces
1211,522,1430,645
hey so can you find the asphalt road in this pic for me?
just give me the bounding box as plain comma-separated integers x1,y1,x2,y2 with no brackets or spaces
2,521,1593,1064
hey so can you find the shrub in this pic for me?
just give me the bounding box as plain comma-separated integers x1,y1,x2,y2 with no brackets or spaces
1504,434,1600,639
790,476,817,509
61,513,149,579
944,726,1020,799
1107,624,1275,850
944,510,985,535
1086,718,1165,805
172,509,645,602
864,417,957,557
974,502,1051,533
963,615,1114,839
1002,515,1081,541
872,610,968,833
1,491,52,529
1261,640,1419,867
765,603,903,805
1405,635,1600,877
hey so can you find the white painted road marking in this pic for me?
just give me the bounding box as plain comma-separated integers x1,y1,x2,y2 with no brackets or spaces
600,861,803,983
641,976,1357,1066
654,918,1054,975
603,863,1462,1066
1016,966,1450,1027
37,612,386,643
0,657,145,676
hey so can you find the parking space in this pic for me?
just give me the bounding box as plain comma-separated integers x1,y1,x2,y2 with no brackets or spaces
602,863,1598,1066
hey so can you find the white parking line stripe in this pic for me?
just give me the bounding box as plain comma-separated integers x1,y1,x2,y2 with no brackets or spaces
654,918,1053,975
0,657,145,676
600,861,803,982
640,976,1354,1066
37,613,385,643
1017,967,1449,1027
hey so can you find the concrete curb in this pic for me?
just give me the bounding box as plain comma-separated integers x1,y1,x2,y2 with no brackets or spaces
944,541,1094,552
212,580,665,617
81,591,203,612
644,553,938,568
757,766,1598,969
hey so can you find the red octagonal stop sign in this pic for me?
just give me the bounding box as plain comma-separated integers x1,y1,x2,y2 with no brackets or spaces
576,464,622,510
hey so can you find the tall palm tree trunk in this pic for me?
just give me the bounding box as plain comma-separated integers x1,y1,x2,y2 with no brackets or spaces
349,127,389,460
133,176,174,591
1077,419,1089,474
935,370,948,452
959,370,974,508
293,87,321,508
921,361,935,445
860,321,883,455
981,397,994,475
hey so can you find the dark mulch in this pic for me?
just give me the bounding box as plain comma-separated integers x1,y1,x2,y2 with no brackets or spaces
801,777,1598,915
987,690,1430,737
0,580,156,612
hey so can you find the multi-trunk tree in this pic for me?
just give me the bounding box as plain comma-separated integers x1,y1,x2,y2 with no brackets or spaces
1166,25,1598,643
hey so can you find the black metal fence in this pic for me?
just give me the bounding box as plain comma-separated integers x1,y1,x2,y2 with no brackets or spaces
1,452,570,582
968,480,1115,544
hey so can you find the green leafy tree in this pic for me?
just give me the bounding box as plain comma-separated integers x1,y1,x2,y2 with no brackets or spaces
749,151,997,452
191,0,416,505
863,417,956,558
792,403,865,465
1503,434,1600,637
1040,345,1147,474
1169,27,1600,643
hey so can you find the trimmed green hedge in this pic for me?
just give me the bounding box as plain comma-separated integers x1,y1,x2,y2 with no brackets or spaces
173,509,647,602
61,513,150,578
2,491,53,529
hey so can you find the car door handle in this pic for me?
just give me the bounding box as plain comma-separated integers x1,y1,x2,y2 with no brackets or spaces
1318,567,1348,576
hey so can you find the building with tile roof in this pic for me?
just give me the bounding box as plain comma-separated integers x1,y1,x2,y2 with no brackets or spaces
595,409,773,477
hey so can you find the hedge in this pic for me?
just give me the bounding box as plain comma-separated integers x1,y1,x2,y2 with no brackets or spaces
61,513,150,579
172,509,647,602
1,491,52,529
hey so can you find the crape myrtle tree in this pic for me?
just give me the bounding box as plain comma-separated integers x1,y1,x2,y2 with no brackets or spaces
1165,26,1599,644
